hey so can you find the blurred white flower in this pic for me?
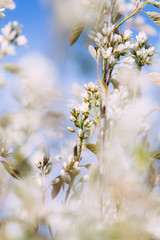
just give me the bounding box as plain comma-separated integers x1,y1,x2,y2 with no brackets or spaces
101,47,113,59
123,29,133,40
15,35,28,46
78,102,89,112
136,32,148,45
0,0,15,9
0,7,4,18
19,53,59,108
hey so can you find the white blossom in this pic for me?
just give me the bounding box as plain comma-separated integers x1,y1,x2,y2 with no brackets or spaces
101,47,113,59
123,29,133,40
0,7,4,18
16,35,27,46
0,0,15,9
136,32,148,45
115,43,125,53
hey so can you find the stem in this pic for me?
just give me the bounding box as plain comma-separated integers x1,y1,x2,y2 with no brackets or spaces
65,135,83,202
102,59,107,83
48,224,55,240
77,137,83,161
41,171,55,240
92,92,101,135
115,0,148,30
65,178,74,202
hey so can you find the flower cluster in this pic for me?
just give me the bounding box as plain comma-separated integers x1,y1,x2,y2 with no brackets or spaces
34,151,53,176
132,32,156,68
106,85,129,126
67,81,99,138
0,21,27,57
61,154,80,183
92,24,156,72
94,25,135,68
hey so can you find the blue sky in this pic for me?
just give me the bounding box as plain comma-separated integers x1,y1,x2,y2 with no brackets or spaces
1,0,49,61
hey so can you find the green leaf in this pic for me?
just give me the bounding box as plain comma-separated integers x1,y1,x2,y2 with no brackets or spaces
3,64,21,75
0,161,21,180
150,150,160,160
82,163,96,171
146,12,160,27
88,45,96,60
112,12,123,24
85,143,97,155
89,166,99,189
146,72,160,87
69,22,85,47
50,176,63,199
89,121,96,139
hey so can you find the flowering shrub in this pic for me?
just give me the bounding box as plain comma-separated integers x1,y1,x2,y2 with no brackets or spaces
1,0,160,239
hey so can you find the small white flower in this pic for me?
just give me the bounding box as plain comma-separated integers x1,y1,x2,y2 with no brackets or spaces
123,29,132,40
1,40,16,55
61,169,70,184
68,154,75,165
81,91,90,102
124,41,131,50
113,34,122,43
147,46,155,56
115,43,124,53
1,22,12,38
78,102,89,113
136,32,148,45
137,48,148,59
101,47,113,59
16,35,27,46
0,8,5,18
108,55,116,65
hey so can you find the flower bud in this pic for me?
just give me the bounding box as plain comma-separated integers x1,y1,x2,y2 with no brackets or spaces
84,119,90,127
70,116,76,122
68,154,75,165
123,29,132,40
84,135,88,139
45,162,53,175
78,129,83,138
67,127,75,132
35,160,42,169
82,114,86,121
61,169,71,184
95,101,99,107
43,153,50,167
